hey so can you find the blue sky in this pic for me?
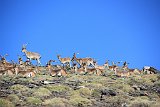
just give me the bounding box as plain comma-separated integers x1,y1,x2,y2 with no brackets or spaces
0,0,160,69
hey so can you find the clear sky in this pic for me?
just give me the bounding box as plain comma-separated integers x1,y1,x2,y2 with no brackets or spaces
0,0,160,69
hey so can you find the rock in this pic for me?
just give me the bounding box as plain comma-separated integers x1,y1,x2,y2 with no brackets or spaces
101,88,116,96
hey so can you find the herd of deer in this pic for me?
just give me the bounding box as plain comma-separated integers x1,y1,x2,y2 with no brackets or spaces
0,44,158,78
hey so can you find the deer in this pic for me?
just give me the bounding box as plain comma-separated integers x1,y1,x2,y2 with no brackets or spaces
14,66,36,77
122,61,129,71
0,54,10,65
72,63,87,75
57,55,71,67
46,62,67,77
114,67,130,77
108,61,119,71
13,61,38,77
21,44,41,65
103,60,109,69
128,68,141,75
72,53,95,68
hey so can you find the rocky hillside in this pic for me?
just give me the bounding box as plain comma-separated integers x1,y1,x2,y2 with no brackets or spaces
0,71,160,107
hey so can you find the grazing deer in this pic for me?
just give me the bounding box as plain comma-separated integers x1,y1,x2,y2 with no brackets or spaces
57,55,71,67
21,44,41,65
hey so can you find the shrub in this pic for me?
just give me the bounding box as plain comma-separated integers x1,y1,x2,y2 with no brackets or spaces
7,94,19,104
26,97,42,105
129,97,152,107
10,84,29,92
0,98,14,107
78,87,92,98
43,97,71,107
45,84,71,93
92,89,101,98
69,96,92,107
105,95,129,107
32,87,52,98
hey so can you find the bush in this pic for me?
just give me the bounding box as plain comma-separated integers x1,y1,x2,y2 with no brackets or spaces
129,97,152,107
78,87,92,98
26,97,42,105
92,89,101,98
33,87,52,98
69,96,92,107
105,95,129,107
109,82,134,93
45,84,71,93
7,94,19,104
43,97,71,107
0,98,14,107
10,84,29,92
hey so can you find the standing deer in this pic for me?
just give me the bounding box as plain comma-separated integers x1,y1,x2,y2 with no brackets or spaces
72,53,95,68
57,55,71,67
21,44,41,65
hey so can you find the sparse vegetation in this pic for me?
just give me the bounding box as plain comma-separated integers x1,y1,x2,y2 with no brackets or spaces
0,98,15,107
69,96,92,107
0,69,160,107
32,87,52,98
43,97,71,107
26,97,42,105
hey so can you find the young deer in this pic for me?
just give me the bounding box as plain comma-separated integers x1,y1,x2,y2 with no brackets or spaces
22,44,41,65
57,55,71,67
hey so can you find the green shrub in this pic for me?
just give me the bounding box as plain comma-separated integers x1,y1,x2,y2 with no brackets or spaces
83,82,104,89
92,89,101,98
105,95,129,107
109,82,134,93
33,87,52,98
78,87,92,98
69,96,92,107
26,97,42,105
10,84,29,92
7,94,19,104
43,97,71,107
129,97,152,107
45,84,71,93
0,98,14,107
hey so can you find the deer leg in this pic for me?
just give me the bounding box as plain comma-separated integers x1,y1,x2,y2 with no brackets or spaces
37,59,41,66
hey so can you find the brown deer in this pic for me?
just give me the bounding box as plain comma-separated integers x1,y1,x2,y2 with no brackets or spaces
57,55,71,67
14,65,36,77
46,63,67,77
114,67,130,77
72,53,94,67
72,63,87,75
22,44,41,65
